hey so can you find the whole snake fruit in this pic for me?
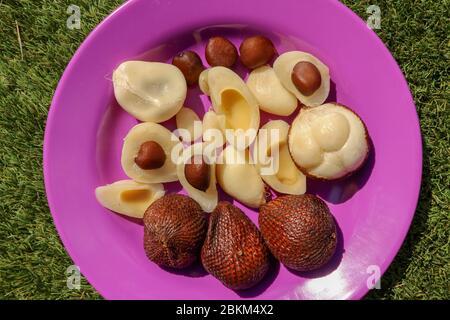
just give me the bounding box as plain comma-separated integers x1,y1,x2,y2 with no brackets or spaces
143,194,207,269
201,201,270,290
259,194,337,271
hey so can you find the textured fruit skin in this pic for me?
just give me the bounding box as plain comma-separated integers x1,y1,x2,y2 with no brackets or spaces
259,194,337,271
143,194,207,269
201,202,270,290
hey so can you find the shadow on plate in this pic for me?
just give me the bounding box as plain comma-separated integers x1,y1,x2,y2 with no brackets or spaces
160,259,209,278
235,257,280,298
365,138,431,299
307,138,376,204
325,80,337,103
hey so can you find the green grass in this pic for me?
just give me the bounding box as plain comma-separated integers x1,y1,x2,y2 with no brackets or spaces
0,0,448,300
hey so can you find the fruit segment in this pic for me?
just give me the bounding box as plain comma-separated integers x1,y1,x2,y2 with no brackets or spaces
254,120,306,194
203,67,260,147
95,180,165,218
273,51,330,107
177,143,218,213
175,107,202,142
247,66,298,116
113,61,186,122
288,103,369,180
216,145,266,208
121,122,182,183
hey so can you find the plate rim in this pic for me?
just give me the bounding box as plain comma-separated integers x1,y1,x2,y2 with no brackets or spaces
43,0,422,300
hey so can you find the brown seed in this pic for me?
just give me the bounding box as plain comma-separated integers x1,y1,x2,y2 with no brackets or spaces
172,51,205,86
291,61,322,96
184,155,210,191
205,36,238,67
239,35,276,69
134,141,166,170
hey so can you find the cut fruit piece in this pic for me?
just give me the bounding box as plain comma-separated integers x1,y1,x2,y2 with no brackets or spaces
202,110,225,147
205,67,260,147
95,180,165,218
273,51,330,107
288,103,370,180
254,120,306,195
175,107,202,142
121,122,182,183
246,66,297,116
177,143,218,212
198,69,210,95
216,145,266,208
113,61,187,122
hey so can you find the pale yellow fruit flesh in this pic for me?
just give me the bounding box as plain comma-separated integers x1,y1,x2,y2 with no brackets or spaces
112,61,186,122
176,143,218,213
205,67,260,147
275,143,300,185
273,51,330,107
220,89,252,131
246,65,297,116
255,120,306,195
121,122,182,183
175,107,202,142
95,180,165,218
216,145,265,208
289,103,368,179
202,110,225,147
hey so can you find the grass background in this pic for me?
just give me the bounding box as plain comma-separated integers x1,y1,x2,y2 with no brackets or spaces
0,0,448,299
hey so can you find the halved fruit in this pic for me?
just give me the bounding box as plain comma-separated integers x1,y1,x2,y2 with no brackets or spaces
175,107,202,142
203,67,260,147
254,120,306,194
216,145,266,208
177,143,218,212
246,66,298,116
273,51,330,107
113,61,187,122
121,122,182,183
95,180,165,218
288,103,370,180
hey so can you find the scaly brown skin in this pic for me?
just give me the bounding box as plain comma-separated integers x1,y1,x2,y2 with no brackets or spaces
259,194,337,271
288,102,371,181
201,201,270,290
143,194,207,269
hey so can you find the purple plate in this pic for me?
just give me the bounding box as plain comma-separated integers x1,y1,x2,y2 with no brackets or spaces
44,0,422,299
